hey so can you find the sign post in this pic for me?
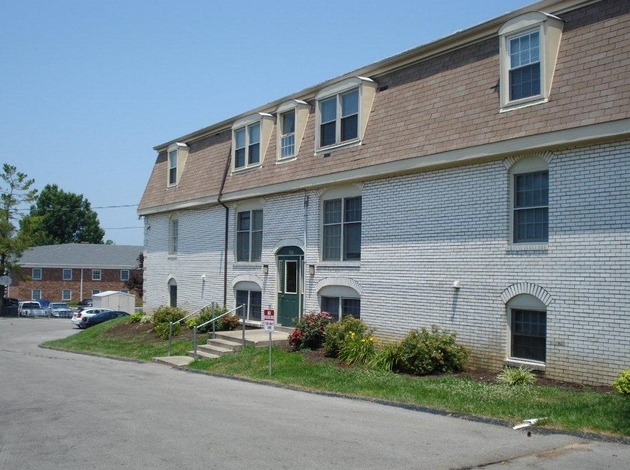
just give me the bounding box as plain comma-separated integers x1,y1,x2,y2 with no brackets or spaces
263,309,275,375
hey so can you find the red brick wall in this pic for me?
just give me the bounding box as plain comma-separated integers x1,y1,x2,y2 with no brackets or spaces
9,267,142,304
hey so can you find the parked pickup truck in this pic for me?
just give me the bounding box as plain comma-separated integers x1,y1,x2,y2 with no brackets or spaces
18,301,49,317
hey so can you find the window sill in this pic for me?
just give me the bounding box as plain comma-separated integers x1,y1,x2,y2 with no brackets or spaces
315,138,361,156
504,358,545,371
276,155,297,164
232,164,262,174
318,261,361,269
506,243,548,254
500,96,548,113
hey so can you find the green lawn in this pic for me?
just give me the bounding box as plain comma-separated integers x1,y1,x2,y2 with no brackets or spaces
43,318,630,437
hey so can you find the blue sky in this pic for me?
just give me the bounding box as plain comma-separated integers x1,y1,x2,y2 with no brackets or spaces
1,0,533,246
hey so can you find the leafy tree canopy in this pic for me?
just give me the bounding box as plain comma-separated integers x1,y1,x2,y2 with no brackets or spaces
0,164,38,303
20,184,105,245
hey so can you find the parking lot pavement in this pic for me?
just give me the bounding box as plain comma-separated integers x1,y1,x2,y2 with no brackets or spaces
1,317,629,470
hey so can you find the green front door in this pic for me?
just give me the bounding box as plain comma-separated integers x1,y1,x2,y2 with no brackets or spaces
277,248,303,326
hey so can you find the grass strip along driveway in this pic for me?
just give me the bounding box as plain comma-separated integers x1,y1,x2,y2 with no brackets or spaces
43,317,630,439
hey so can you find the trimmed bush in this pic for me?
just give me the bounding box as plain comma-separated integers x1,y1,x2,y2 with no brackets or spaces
496,366,537,386
324,316,373,358
613,369,630,397
153,321,179,340
152,306,187,325
369,340,398,372
288,312,333,351
129,312,143,323
186,306,228,333
392,326,469,376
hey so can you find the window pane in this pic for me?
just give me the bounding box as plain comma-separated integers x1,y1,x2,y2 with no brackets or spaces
169,150,177,185
342,298,361,319
511,309,546,362
235,128,246,148
235,148,245,168
251,231,262,262
282,111,295,134
344,222,361,260
248,143,260,164
251,210,263,231
509,31,541,101
323,225,341,260
321,296,340,321
341,90,359,117
250,291,262,321
237,232,249,261
341,115,358,141
321,122,336,147
236,290,249,319
320,97,336,123
281,134,295,158
323,199,342,224
514,171,548,243
344,196,362,222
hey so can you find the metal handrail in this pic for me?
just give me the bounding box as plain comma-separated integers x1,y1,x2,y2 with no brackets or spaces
192,304,245,359
167,302,217,356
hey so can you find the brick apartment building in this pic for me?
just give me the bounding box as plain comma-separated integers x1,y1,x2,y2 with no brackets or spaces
10,244,143,305
137,0,629,385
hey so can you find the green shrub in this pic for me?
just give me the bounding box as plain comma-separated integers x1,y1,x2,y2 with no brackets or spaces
369,340,399,372
288,312,333,351
140,314,153,324
152,306,187,325
129,312,143,323
612,369,630,397
153,321,179,340
324,316,372,358
338,330,376,366
496,366,537,386
392,326,469,376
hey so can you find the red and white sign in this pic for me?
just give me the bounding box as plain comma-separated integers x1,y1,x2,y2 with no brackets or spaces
263,309,275,332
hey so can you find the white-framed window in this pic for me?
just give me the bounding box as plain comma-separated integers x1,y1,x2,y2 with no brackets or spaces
62,269,72,281
322,196,362,261
507,294,547,364
232,114,274,171
315,77,377,153
32,289,42,300
92,269,101,281
62,289,71,301
120,270,130,281
169,216,179,255
280,110,295,158
509,156,549,245
276,100,309,161
319,285,361,322
236,209,263,262
499,12,563,111
32,268,42,280
166,142,188,187
236,288,262,322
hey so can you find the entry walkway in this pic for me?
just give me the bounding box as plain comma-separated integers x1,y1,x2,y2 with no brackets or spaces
153,326,292,367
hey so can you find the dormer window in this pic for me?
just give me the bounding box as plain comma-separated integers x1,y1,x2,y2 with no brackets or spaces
276,100,309,161
232,113,274,171
499,12,564,111
315,77,377,154
166,142,188,187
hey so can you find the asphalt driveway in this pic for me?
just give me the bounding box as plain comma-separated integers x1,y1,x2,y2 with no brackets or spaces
0,317,628,469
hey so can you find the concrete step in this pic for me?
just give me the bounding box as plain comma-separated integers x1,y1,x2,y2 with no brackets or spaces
187,349,220,360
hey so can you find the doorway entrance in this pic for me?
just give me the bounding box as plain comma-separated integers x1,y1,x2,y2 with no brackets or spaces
276,246,304,326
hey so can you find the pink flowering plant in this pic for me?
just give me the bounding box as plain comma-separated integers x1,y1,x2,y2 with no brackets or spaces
288,311,333,351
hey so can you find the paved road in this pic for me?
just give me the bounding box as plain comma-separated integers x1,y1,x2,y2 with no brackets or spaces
0,317,628,470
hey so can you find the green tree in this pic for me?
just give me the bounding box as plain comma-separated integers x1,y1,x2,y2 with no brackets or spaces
21,184,105,245
0,164,38,306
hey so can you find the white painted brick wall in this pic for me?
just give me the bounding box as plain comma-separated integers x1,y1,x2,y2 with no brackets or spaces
143,140,629,385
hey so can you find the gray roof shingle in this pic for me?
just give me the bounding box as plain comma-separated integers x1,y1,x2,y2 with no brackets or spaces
19,244,143,269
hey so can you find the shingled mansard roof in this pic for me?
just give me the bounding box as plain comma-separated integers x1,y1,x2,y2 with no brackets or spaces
19,244,143,269
138,0,630,216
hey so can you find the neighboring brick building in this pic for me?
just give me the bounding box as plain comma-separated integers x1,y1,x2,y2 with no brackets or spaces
10,244,143,305
137,0,630,385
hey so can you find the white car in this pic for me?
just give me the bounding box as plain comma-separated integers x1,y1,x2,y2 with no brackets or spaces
71,308,113,328
48,302,73,318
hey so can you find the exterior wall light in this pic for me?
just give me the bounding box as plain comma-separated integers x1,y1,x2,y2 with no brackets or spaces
308,265,315,276
452,280,461,289
263,265,269,275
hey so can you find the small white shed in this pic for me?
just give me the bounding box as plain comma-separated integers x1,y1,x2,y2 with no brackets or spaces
93,291,136,314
